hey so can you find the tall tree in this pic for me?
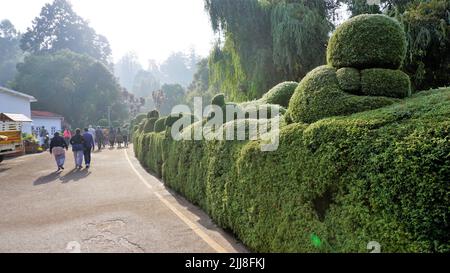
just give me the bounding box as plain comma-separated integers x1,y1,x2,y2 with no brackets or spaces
11,50,126,127
160,52,197,87
0,20,22,86
20,0,112,65
205,0,333,101
114,52,142,91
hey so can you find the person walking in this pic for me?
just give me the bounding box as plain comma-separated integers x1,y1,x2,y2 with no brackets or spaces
95,126,104,151
88,125,96,144
63,128,72,147
70,129,85,169
122,126,129,148
82,128,95,169
116,128,124,148
49,132,68,171
108,127,116,148
39,126,48,148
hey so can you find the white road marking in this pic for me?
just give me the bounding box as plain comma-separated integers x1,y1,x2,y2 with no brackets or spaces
124,149,227,253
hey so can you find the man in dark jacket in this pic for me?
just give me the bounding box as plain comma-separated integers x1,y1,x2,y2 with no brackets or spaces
70,128,85,169
82,128,95,169
49,132,68,171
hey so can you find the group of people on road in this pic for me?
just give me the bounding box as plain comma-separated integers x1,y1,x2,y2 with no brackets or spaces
49,125,129,171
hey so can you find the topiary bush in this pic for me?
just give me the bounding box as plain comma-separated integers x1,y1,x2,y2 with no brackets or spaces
211,93,226,107
361,68,412,98
147,110,160,119
327,14,407,69
134,113,147,124
143,118,158,133
154,117,167,133
134,88,450,253
287,66,397,123
336,67,361,93
261,81,298,107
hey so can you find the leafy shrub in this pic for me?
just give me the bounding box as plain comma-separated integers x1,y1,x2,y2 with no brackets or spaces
211,93,226,107
147,110,160,119
336,67,361,93
154,117,167,133
261,81,298,107
327,14,407,69
143,118,158,133
287,66,396,123
134,113,147,124
361,68,411,98
134,88,450,252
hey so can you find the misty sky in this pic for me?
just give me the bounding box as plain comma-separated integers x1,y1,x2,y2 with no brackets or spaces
0,0,216,65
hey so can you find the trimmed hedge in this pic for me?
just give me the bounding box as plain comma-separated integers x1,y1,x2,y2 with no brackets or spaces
134,88,450,253
262,82,298,107
211,93,226,107
287,66,397,123
147,110,160,119
361,68,412,98
154,117,167,133
336,67,361,93
327,14,407,69
143,118,158,133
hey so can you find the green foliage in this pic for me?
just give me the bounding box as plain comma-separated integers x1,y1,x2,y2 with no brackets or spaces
154,117,167,133
147,110,160,119
361,68,411,98
206,0,332,101
401,0,450,90
287,66,397,123
211,93,226,107
134,113,147,124
143,118,158,133
336,67,361,93
12,50,126,128
156,83,185,115
261,81,298,107
97,119,109,127
327,14,407,69
134,87,450,252
20,0,111,64
0,20,22,86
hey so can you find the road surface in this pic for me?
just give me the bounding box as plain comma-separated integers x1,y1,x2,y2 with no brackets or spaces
0,146,247,253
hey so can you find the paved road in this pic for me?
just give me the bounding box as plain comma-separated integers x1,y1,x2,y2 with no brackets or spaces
0,146,247,253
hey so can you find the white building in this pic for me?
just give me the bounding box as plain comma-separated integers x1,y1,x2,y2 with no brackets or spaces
31,111,64,137
0,86,36,134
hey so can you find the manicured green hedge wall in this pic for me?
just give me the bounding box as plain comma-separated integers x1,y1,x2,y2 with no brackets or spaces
327,14,407,69
134,88,450,253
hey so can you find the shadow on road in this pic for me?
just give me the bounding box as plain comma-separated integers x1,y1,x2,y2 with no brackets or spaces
60,168,91,184
33,171,61,186
33,168,91,185
0,167,12,173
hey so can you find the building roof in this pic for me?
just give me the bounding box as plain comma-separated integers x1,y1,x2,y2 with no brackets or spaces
0,86,37,102
0,113,33,122
31,110,64,119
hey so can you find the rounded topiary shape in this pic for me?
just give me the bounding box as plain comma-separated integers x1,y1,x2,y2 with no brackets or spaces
154,117,167,133
288,65,398,123
262,81,298,107
134,113,147,124
211,93,226,107
361,68,411,98
143,118,158,133
327,14,407,69
147,110,160,119
336,67,361,93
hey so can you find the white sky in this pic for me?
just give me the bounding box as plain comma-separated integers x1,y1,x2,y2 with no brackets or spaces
0,0,216,65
